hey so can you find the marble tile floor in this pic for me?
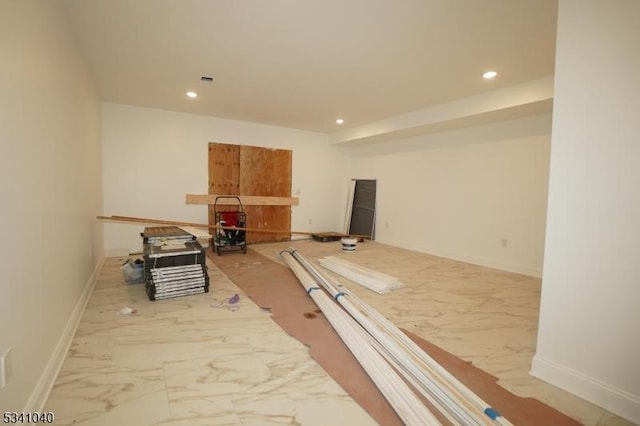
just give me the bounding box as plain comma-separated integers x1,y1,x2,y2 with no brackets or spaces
45,240,634,425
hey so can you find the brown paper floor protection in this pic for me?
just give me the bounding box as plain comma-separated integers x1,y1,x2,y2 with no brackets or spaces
209,248,579,426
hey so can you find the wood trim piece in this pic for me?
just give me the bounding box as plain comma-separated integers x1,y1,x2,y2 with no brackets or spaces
100,215,297,236
98,215,371,239
186,194,299,206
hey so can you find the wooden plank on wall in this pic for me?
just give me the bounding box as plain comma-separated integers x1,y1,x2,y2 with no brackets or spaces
187,194,299,206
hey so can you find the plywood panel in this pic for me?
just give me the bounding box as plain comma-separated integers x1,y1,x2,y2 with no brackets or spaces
208,143,293,244
208,143,240,226
240,146,292,196
240,146,292,243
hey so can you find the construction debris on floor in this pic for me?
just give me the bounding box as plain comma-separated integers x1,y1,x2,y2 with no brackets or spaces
283,247,499,425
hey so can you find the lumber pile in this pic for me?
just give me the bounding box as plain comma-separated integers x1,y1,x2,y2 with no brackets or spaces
319,256,405,294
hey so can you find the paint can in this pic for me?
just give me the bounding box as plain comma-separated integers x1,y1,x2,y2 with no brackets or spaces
341,237,357,252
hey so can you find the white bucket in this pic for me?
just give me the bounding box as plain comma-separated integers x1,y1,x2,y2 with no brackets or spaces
341,237,357,252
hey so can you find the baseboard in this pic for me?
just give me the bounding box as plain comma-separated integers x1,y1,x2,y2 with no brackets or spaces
531,355,640,424
23,256,106,411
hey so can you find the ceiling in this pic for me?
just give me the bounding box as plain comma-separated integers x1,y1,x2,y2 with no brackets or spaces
60,0,558,134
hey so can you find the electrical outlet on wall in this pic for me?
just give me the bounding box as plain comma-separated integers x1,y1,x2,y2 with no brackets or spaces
0,347,12,388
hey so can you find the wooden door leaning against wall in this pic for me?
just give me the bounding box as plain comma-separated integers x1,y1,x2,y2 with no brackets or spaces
208,142,292,244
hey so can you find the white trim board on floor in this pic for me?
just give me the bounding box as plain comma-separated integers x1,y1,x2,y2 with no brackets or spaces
531,356,640,424
24,256,106,411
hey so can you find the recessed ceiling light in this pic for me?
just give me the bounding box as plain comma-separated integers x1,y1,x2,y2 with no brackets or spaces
336,118,344,125
483,71,498,79
186,91,198,98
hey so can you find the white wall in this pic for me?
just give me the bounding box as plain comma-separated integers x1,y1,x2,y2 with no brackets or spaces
0,0,103,411
532,1,640,423
349,114,551,277
102,103,350,253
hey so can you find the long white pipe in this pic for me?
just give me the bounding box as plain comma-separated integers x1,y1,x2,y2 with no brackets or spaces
343,288,513,426
291,249,483,425
288,248,512,426
279,250,441,425
361,322,462,425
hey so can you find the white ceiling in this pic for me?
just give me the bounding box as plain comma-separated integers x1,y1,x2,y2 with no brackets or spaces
61,0,558,134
